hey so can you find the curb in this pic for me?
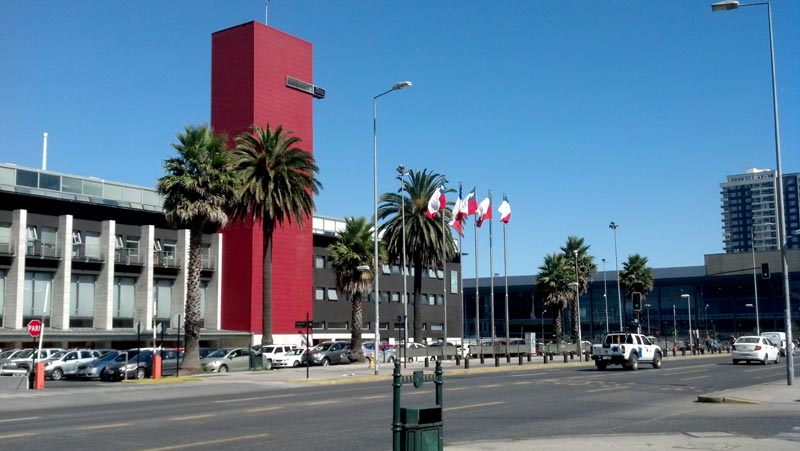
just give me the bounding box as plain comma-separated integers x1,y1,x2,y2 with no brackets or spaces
696,394,761,405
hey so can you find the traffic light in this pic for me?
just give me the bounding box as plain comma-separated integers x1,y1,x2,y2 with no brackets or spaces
632,292,642,311
761,263,770,279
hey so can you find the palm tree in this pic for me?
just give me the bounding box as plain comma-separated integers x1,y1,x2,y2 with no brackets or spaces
229,124,322,347
328,217,376,362
378,169,455,343
535,253,573,344
560,236,597,342
620,253,655,302
157,124,238,372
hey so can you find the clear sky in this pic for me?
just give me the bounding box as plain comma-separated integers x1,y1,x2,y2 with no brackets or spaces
2,1,798,280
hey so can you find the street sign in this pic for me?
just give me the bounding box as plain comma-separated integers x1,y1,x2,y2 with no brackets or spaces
295,321,313,329
27,319,42,338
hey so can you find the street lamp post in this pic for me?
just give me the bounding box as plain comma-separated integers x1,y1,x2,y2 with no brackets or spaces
601,258,609,334
681,294,692,351
396,165,410,369
644,304,651,335
609,221,623,331
372,81,412,375
541,309,548,345
704,304,710,339
672,305,677,349
711,0,792,385
750,222,773,336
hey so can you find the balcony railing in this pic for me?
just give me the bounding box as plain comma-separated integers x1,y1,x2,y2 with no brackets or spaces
72,243,104,262
25,240,60,258
115,247,142,265
0,240,13,255
154,250,180,267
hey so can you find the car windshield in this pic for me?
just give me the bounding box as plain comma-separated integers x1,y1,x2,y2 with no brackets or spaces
49,351,67,360
14,349,34,358
0,351,15,359
312,343,332,351
288,349,304,356
737,337,759,344
97,351,121,362
206,349,231,358
262,346,276,353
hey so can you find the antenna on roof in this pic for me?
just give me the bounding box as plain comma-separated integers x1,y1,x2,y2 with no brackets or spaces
265,0,270,25
42,132,48,171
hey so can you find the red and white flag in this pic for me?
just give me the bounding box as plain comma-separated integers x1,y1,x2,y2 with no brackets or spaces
449,185,464,234
498,194,511,223
476,196,492,227
425,186,446,219
464,187,478,217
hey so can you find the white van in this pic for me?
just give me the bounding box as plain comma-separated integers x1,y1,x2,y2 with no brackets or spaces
760,332,788,356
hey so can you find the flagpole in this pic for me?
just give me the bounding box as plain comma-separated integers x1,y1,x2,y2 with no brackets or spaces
441,189,447,354
474,201,480,354
502,195,510,358
488,190,496,350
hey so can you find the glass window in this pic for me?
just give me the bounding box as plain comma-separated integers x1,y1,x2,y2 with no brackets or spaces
391,292,399,303
431,323,444,331
315,256,325,269
0,223,10,253
0,166,14,185
113,276,136,318
70,274,96,317
436,269,444,279
155,279,173,319
39,173,60,191
61,176,83,194
328,322,347,330
23,271,53,316
315,288,325,301
382,264,391,275
435,295,444,306
104,183,123,200
122,186,142,203
327,289,338,301
83,180,103,197
16,169,38,188
450,270,459,294
422,294,430,305
85,231,101,259
380,291,388,303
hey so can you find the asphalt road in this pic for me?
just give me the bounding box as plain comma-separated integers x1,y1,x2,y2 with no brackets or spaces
0,354,797,451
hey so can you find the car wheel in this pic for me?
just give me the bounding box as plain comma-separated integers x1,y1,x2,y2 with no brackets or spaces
135,367,146,380
774,354,780,364
652,352,662,369
218,365,228,373
99,369,108,381
321,358,330,367
732,359,739,365
762,355,768,366
387,357,395,364
627,352,639,371
292,361,300,367
595,361,607,371
51,368,63,381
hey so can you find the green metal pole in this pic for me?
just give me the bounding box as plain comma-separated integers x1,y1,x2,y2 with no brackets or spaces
392,360,402,451
435,360,443,406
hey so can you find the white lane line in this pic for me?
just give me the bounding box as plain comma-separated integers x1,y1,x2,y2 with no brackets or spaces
213,393,295,404
444,401,504,412
0,417,40,423
681,375,710,381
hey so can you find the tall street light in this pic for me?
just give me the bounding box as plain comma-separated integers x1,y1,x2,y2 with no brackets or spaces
609,221,623,331
681,294,692,351
396,165,410,368
751,222,773,336
373,80,412,375
704,304,710,340
644,304,651,336
541,309,548,345
711,0,792,385
601,258,609,334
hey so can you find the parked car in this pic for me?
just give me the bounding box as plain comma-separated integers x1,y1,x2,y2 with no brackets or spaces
104,349,183,381
760,332,789,356
261,344,295,364
76,350,128,380
732,336,780,365
273,348,307,368
200,347,252,373
307,341,351,366
3,348,63,371
0,349,24,366
43,349,102,380
198,347,216,359
362,342,396,364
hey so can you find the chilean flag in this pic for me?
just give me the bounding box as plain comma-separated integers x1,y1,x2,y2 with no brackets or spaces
498,194,511,223
476,196,492,227
464,187,478,216
449,184,465,234
425,186,446,219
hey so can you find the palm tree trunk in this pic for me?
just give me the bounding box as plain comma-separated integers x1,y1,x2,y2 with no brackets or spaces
552,308,563,342
571,298,579,342
351,292,364,361
181,228,203,372
413,258,423,343
262,221,274,347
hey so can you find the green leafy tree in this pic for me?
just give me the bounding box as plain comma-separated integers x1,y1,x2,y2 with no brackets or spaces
620,253,655,308
560,236,597,342
535,253,573,343
157,124,238,372
378,169,455,343
229,124,322,346
328,217,378,362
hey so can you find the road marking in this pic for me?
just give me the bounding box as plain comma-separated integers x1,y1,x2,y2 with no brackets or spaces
586,386,620,393
681,375,710,381
134,433,268,451
359,395,389,399
170,414,213,421
512,381,532,385
744,367,779,373
0,417,39,423
81,423,131,430
660,369,707,376
406,391,428,396
214,393,295,404
444,401,504,412
446,387,469,391
305,400,337,406
0,433,34,440
477,384,503,388
246,406,282,413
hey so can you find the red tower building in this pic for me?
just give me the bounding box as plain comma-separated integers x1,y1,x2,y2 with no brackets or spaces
211,22,317,339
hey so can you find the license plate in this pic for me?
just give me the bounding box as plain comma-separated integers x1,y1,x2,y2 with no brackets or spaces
602,356,611,360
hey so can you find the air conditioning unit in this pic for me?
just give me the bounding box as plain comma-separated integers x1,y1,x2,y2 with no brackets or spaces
286,76,325,99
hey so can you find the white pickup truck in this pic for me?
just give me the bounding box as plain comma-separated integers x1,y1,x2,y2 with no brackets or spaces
591,333,663,371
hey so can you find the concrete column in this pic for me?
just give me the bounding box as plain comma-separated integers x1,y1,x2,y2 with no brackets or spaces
172,229,189,328
94,220,116,330
204,232,222,330
3,210,27,329
50,215,73,329
135,225,155,333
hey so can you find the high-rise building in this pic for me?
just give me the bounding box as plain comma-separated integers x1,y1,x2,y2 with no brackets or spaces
720,168,800,253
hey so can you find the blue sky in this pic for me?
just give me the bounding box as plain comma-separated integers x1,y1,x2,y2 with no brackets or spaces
1,1,798,279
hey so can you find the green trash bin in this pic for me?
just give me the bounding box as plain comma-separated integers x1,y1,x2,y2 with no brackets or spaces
249,352,264,370
400,406,443,451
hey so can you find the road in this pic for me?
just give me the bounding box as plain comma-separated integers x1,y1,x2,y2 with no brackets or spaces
0,354,797,451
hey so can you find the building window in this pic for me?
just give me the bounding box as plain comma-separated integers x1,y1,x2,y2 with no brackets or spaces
435,295,444,305
315,255,325,269
70,274,96,318
382,264,391,275
391,292,400,303
85,231,101,259
0,223,10,254
155,279,173,320
431,323,444,331
315,288,325,301
23,271,53,317
199,280,208,321
421,294,430,305
113,276,136,320
328,322,347,330
327,289,339,301
380,292,389,303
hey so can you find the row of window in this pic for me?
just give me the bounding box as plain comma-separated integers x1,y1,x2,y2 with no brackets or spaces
314,288,445,305
314,255,445,279
308,321,444,331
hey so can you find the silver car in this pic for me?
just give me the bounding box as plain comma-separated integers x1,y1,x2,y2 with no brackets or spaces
200,348,252,373
43,349,102,380
76,350,127,380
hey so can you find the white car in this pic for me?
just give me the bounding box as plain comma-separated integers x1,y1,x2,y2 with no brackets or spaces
44,349,102,380
272,348,307,368
732,336,780,365
261,344,295,364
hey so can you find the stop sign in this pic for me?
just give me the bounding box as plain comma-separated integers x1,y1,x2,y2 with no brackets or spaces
27,319,42,338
